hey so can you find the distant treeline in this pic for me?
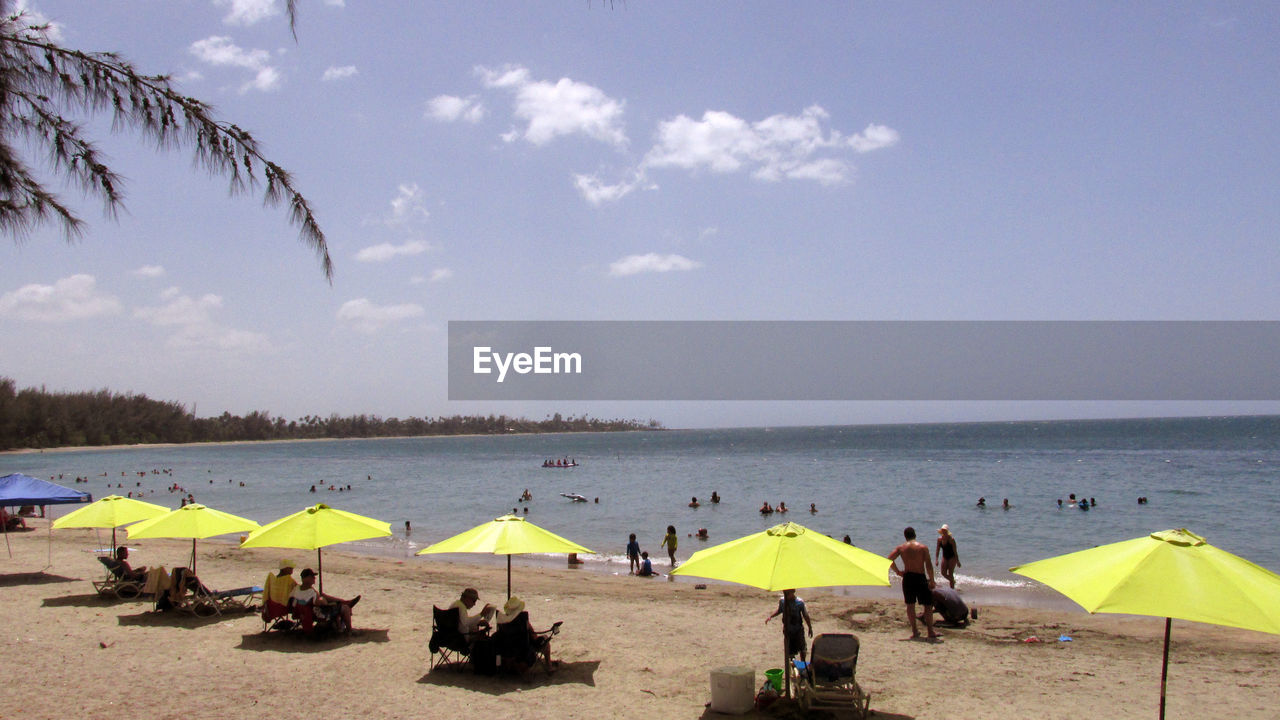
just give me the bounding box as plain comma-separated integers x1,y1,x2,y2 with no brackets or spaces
0,377,662,450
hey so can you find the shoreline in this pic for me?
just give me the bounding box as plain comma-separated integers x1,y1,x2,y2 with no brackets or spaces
0,428,662,456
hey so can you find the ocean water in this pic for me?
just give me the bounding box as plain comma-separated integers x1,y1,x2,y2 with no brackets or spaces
8,416,1280,601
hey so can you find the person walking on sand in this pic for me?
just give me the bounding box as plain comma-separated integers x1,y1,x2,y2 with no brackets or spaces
765,588,813,662
935,524,961,589
889,526,938,640
661,525,678,567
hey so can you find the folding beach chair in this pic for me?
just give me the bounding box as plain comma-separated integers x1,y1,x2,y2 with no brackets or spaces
92,556,145,600
492,611,561,676
429,606,481,670
793,633,871,719
261,571,299,631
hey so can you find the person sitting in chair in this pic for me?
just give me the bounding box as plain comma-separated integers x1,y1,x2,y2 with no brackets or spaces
113,546,147,581
288,568,359,633
450,587,496,635
262,559,298,626
494,596,559,673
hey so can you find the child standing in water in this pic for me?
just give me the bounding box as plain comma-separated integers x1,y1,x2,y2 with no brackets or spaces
626,533,641,575
661,525,678,567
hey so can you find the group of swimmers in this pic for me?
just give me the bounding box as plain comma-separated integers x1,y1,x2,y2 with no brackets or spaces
1058,494,1097,510
757,501,818,515
691,489,721,507
975,494,1146,510
541,457,578,467
308,483,353,493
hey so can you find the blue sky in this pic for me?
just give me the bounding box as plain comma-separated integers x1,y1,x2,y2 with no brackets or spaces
1,1,1278,428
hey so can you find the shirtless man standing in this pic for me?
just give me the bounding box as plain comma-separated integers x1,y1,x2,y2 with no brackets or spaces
888,526,938,640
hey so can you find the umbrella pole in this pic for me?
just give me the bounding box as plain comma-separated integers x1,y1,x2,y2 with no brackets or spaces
318,548,324,594
112,527,117,554
1159,617,1171,720
4,520,10,558
507,555,512,599
191,539,197,574
783,598,792,699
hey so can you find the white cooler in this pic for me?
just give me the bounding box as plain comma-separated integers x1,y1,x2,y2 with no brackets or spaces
709,665,755,714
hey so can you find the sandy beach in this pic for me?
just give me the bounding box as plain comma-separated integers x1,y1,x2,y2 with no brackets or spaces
2,518,1278,720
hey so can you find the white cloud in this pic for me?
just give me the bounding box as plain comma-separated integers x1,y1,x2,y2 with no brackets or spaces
848,123,901,153
0,274,122,322
574,173,643,206
642,105,885,186
168,323,270,353
135,289,222,326
426,94,485,123
322,65,358,82
134,287,268,352
608,253,702,277
215,0,280,26
188,36,281,92
386,183,430,226
336,298,425,333
13,0,64,41
428,268,453,283
133,265,166,278
355,240,431,263
477,64,626,147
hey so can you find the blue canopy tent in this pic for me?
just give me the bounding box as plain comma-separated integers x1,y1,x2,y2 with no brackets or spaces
0,473,92,558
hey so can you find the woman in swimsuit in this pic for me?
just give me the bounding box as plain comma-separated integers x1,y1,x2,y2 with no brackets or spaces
935,525,960,589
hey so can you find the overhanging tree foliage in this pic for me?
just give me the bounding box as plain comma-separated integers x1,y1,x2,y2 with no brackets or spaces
0,0,332,279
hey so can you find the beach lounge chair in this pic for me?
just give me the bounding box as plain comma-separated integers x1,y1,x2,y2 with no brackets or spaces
92,555,145,600
793,633,870,719
492,611,561,676
429,606,482,670
156,567,260,617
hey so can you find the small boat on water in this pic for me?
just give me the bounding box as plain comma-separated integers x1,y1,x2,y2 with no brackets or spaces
542,458,579,468
560,493,588,503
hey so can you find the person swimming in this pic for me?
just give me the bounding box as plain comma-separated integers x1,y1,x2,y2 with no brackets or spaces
689,497,700,508
760,501,773,514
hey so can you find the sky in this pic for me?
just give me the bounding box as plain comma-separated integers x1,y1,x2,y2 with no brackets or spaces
1,1,1278,429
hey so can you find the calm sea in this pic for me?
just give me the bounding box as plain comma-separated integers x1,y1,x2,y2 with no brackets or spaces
8,416,1279,604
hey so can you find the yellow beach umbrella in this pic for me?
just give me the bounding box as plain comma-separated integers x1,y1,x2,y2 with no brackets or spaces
241,503,390,592
52,495,170,551
417,514,594,598
1011,528,1280,720
127,503,260,573
671,522,891,591
671,522,892,698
